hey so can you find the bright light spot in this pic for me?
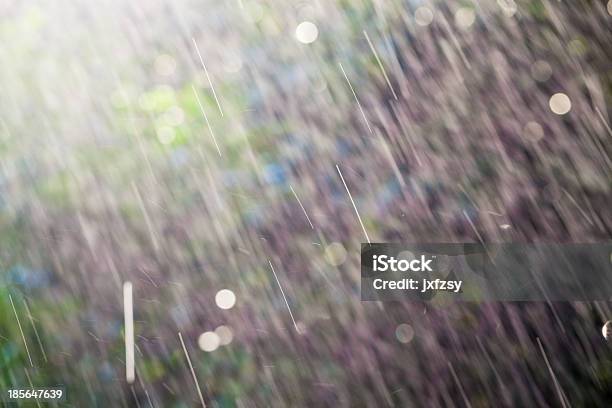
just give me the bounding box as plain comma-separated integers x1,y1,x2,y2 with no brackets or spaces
454,8,476,29
215,289,236,310
498,0,517,17
325,242,347,266
608,1,612,16
531,60,552,82
295,21,318,44
157,126,176,145
500,224,511,230
414,7,434,26
549,93,571,115
214,325,234,345
395,324,415,344
155,54,176,77
523,121,544,143
198,331,220,352
603,321,612,340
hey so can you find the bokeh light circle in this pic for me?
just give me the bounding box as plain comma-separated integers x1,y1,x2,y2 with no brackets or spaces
295,21,318,44
215,289,236,310
531,60,552,82
602,321,612,340
523,121,544,143
157,126,176,145
549,93,571,115
455,8,476,29
215,325,234,345
395,324,415,344
415,7,434,26
198,331,220,352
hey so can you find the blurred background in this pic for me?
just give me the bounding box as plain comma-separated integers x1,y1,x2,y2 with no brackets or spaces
0,0,611,406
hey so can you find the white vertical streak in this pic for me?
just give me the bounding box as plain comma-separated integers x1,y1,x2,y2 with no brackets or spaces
448,361,473,408
23,368,41,408
537,337,569,408
363,30,398,100
268,260,299,333
23,300,47,362
178,332,206,407
124,282,135,384
335,164,371,244
192,85,222,157
289,185,314,229
191,38,224,117
338,62,373,134
9,294,33,367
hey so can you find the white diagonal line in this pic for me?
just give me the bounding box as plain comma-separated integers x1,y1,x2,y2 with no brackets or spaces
178,332,206,407
289,185,314,229
192,38,224,117
23,300,47,363
338,62,372,134
9,294,33,367
363,30,398,100
537,337,569,408
192,85,222,157
336,164,371,244
268,260,299,333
